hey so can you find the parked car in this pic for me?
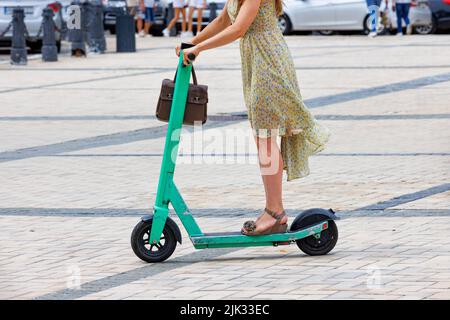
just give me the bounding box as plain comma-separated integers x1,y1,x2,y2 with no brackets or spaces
428,0,450,31
278,0,433,35
0,0,67,52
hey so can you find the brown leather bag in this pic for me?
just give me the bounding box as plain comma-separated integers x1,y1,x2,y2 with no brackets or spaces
156,66,208,126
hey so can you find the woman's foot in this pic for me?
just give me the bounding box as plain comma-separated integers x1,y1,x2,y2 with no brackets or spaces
241,208,288,235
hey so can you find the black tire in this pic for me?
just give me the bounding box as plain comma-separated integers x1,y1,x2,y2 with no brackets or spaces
278,14,292,35
131,220,177,263
109,26,116,35
296,220,338,256
318,30,334,36
363,14,371,35
56,40,61,53
28,40,42,53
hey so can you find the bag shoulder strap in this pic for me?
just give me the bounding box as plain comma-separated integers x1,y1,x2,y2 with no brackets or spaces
173,66,198,85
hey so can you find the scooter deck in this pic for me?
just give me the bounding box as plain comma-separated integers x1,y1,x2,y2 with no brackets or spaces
190,221,328,249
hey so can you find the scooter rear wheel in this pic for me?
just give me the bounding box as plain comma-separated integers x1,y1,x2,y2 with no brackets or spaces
131,220,177,263
296,220,338,256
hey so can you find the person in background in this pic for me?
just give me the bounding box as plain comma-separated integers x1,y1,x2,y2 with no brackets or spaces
162,0,188,37
393,0,414,35
138,0,157,37
366,0,388,37
126,0,140,34
185,0,208,37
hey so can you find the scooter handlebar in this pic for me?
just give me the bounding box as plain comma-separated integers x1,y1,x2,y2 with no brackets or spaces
187,53,196,62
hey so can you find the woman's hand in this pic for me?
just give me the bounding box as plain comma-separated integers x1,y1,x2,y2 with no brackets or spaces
175,44,182,57
182,46,201,65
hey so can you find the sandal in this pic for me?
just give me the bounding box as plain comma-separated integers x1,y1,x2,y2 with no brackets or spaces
241,208,288,235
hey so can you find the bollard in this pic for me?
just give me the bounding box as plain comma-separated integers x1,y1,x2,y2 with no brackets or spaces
10,8,27,65
41,8,58,62
86,0,106,53
208,2,217,23
166,3,177,36
116,10,136,53
68,0,86,56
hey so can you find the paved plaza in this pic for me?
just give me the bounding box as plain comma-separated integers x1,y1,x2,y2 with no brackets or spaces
0,35,449,300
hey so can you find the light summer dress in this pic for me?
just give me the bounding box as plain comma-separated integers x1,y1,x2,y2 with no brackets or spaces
227,0,331,181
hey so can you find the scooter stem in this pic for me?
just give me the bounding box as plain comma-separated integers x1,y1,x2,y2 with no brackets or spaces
150,53,192,244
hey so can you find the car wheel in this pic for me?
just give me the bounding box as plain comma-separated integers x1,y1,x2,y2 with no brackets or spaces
363,14,371,35
278,14,292,35
414,16,437,35
318,30,334,36
414,24,433,35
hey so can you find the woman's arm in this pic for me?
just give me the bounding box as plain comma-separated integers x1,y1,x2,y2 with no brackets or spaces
181,0,261,65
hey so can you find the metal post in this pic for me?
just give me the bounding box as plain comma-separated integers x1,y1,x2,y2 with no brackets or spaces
10,8,27,65
68,0,86,56
86,0,106,53
208,2,217,23
41,8,58,62
116,9,136,53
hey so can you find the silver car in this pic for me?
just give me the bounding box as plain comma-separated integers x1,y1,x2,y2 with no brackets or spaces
0,0,68,52
279,0,433,35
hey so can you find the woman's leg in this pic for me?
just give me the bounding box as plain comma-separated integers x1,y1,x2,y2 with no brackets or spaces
137,16,143,34
166,8,181,32
197,8,203,33
180,8,187,33
404,3,411,33
396,3,403,33
252,135,287,231
188,6,195,32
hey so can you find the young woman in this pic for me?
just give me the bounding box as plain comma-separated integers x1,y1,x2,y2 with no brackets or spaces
186,0,208,37
176,0,330,235
138,0,157,37
163,0,187,37
392,0,413,35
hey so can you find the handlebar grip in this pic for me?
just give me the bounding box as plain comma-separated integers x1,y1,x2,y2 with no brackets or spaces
187,53,196,62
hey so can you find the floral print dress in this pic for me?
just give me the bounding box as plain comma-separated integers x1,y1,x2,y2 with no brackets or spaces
227,0,331,181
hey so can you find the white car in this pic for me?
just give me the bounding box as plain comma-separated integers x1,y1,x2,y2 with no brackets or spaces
278,0,433,35
0,0,70,52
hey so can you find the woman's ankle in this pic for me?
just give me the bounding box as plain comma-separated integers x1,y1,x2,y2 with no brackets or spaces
265,205,284,214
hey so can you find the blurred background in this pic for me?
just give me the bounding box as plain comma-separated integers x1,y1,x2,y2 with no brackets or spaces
0,0,449,54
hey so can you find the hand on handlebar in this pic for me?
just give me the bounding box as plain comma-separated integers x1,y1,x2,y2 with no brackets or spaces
181,46,200,66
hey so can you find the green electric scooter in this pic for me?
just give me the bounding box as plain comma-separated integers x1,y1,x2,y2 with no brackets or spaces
131,44,339,263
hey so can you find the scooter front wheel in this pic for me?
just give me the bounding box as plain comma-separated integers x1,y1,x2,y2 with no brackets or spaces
296,220,338,256
131,220,177,263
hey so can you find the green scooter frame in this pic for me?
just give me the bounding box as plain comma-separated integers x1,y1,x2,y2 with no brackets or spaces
131,48,339,263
